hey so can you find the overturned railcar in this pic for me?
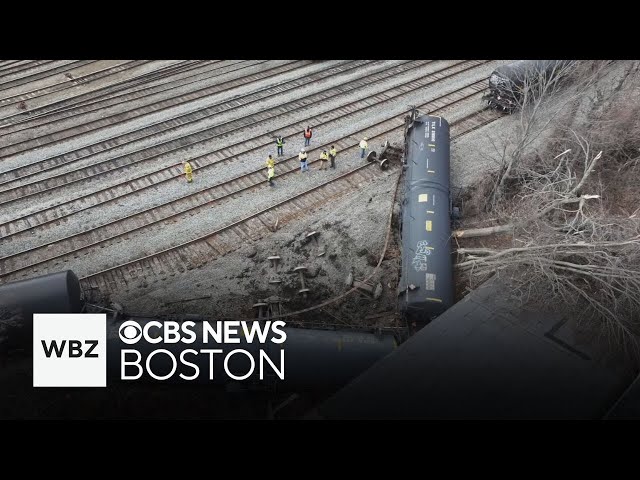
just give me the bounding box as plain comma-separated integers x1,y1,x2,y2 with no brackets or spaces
398,115,454,325
0,271,82,351
0,270,397,392
486,60,575,112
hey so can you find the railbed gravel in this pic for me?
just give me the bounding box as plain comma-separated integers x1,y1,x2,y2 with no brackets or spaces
0,65,504,262
2,59,401,184
0,59,502,227
0,60,321,167
0,60,264,142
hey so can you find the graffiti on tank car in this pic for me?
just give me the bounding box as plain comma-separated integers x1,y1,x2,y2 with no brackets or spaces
411,240,432,272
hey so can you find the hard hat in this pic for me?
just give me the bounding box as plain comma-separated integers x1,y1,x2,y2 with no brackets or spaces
364,137,368,141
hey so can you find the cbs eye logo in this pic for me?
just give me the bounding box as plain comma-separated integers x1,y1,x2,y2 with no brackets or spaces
118,320,142,345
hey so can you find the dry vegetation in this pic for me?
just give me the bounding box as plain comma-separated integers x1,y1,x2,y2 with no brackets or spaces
456,60,640,356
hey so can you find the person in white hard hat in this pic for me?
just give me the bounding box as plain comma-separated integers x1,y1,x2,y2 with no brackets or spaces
299,148,308,172
359,137,369,159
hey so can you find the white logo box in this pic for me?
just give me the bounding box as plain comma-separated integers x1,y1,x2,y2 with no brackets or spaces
33,313,107,387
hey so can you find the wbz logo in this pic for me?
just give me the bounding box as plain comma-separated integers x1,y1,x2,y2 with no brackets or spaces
41,339,99,358
33,314,106,387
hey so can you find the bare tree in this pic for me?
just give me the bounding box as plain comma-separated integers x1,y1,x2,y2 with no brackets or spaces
488,60,612,209
457,62,640,352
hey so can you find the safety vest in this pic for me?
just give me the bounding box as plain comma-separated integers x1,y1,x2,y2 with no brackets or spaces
184,162,193,174
299,152,308,161
268,167,275,179
276,137,284,147
320,152,329,160
304,129,312,139
359,140,368,149
266,158,275,168
329,148,337,157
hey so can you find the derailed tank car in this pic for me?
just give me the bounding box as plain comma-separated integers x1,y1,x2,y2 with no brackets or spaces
485,60,574,112
0,270,397,392
0,270,82,351
398,114,454,325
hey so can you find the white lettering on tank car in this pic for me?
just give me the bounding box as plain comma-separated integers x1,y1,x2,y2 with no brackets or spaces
425,273,436,291
411,240,432,272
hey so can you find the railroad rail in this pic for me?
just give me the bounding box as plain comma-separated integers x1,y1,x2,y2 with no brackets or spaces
0,94,502,285
0,60,312,156
0,60,250,132
0,60,489,221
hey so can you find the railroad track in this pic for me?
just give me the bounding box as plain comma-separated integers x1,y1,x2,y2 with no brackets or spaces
0,60,491,237
0,61,95,91
0,61,35,71
0,86,502,285
0,60,372,185
0,60,249,133
0,60,58,80
79,105,500,294
80,161,394,294
0,59,439,197
0,60,151,111
0,62,492,248
451,108,502,139
1,60,211,121
0,60,311,156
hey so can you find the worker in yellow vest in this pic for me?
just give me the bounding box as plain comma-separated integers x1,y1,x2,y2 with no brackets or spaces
319,150,329,170
265,154,276,169
359,137,368,159
329,145,337,169
267,165,275,186
183,161,193,183
275,136,285,156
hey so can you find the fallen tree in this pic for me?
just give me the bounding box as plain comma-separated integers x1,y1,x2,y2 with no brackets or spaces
456,60,640,354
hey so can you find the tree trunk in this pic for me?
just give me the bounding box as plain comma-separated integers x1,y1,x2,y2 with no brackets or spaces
452,225,514,238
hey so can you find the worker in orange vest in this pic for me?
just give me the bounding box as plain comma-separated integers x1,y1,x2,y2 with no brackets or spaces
303,126,312,147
